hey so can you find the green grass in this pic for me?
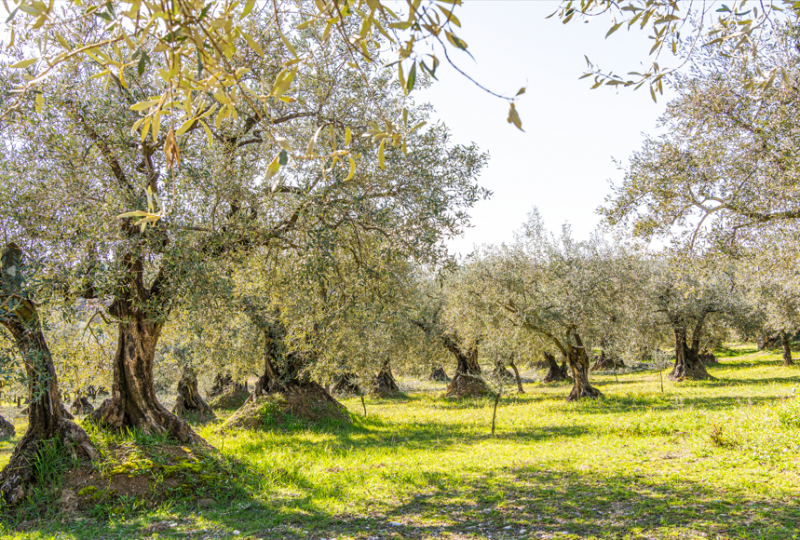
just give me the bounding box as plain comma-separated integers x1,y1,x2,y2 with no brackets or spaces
1,345,799,539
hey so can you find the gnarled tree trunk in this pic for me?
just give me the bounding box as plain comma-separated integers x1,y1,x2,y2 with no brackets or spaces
541,352,567,383
332,373,361,396
444,338,487,398
70,396,95,415
250,321,344,414
90,302,200,444
0,415,14,438
173,367,215,419
591,350,625,371
565,333,602,401
781,330,794,366
668,327,710,381
429,366,449,382
492,360,516,383
0,244,99,504
371,360,400,397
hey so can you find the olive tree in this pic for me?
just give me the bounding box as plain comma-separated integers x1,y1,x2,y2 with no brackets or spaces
458,211,644,401
0,244,100,504
602,25,800,252
0,9,485,443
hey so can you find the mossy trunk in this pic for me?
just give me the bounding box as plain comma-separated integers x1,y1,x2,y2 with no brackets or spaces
90,306,200,444
0,244,99,504
541,352,568,383
173,368,215,419
781,330,794,366
565,334,602,401
668,327,710,381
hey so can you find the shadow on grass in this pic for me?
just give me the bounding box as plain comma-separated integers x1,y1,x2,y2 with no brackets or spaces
23,461,798,539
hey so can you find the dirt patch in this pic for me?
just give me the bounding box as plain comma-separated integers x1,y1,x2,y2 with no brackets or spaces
225,382,350,429
207,385,250,410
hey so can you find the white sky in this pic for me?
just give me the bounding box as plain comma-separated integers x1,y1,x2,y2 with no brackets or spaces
415,0,676,257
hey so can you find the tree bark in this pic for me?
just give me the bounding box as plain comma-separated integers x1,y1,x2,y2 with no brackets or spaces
591,350,625,371
429,366,449,382
541,352,568,383
173,367,215,419
90,304,201,444
668,326,711,381
565,333,602,401
781,330,794,366
332,373,361,396
0,244,100,504
508,360,524,393
370,360,400,397
492,360,516,382
442,337,487,397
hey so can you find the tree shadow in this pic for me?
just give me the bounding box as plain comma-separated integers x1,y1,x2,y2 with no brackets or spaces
26,461,798,539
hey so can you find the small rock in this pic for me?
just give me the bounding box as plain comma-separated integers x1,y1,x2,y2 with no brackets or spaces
389,522,402,526
59,489,78,514
233,530,241,535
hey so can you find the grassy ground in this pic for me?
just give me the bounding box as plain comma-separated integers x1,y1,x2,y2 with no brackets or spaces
0,345,799,539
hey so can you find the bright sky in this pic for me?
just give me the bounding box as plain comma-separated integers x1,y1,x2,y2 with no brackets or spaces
416,0,676,257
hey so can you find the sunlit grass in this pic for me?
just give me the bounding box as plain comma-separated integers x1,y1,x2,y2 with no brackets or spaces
1,345,799,539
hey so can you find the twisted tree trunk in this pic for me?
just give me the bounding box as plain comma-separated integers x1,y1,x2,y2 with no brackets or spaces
90,304,200,444
591,350,625,371
429,366,449,382
541,352,568,382
668,327,710,381
371,360,400,397
444,339,487,398
0,244,99,504
173,367,215,419
565,333,602,401
781,330,794,366
332,373,361,396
